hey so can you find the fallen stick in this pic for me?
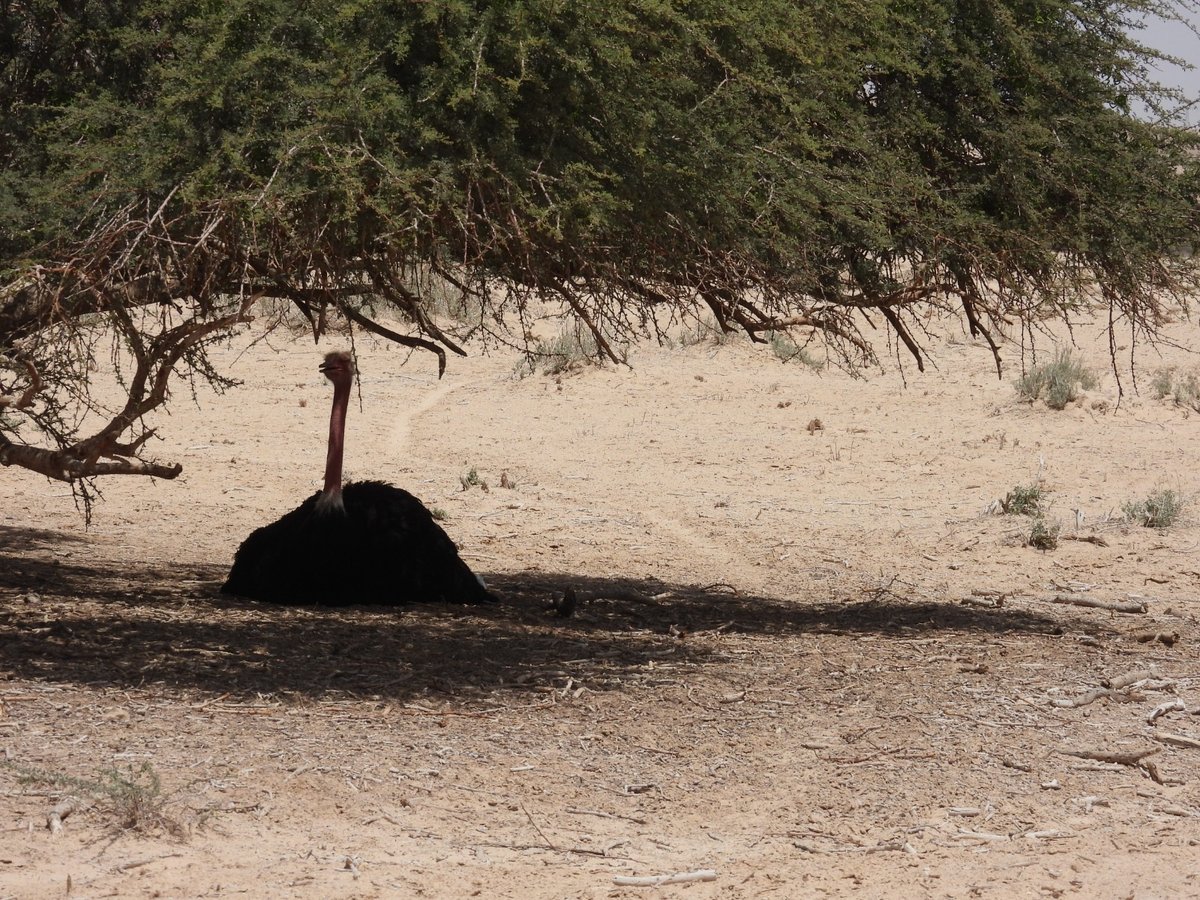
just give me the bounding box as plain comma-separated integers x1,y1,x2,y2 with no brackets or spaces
1102,669,1155,690
1148,699,1187,724
1151,732,1200,751
1023,829,1073,841
1062,534,1109,547
1138,679,1178,693
1135,631,1180,647
520,802,557,852
624,782,657,794
960,595,1003,609
1158,805,1199,818
565,806,647,825
1052,688,1114,709
1059,747,1160,766
476,841,610,858
1052,594,1147,614
47,796,83,835
613,870,717,887
954,831,1009,842
114,853,184,873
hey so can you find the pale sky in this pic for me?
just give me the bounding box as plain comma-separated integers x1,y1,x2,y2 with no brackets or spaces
1137,11,1200,124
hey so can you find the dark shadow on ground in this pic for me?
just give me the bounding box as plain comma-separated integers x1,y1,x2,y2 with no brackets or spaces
0,523,91,549
0,538,1083,703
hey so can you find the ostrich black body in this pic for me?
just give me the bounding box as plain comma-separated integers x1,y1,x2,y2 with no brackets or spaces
221,480,496,606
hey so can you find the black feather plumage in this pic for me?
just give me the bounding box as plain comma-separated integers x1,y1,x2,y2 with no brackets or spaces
221,480,496,606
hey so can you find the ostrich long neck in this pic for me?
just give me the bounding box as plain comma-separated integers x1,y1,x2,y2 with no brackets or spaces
322,373,352,503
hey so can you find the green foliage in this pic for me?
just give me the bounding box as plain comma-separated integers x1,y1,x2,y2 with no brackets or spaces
675,316,738,349
5,0,1197,313
1016,350,1099,409
1151,368,1176,400
515,325,600,376
3,0,1199,495
1150,367,1200,412
460,467,488,491
769,331,823,369
4,760,182,836
1123,489,1186,528
1027,516,1060,550
1002,483,1045,516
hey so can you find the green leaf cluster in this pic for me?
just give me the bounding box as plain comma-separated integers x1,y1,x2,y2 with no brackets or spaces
2,0,1198,488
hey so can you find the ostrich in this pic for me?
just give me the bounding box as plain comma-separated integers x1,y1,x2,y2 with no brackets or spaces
221,351,496,606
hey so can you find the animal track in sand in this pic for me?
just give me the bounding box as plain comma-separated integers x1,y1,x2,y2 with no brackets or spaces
387,377,470,455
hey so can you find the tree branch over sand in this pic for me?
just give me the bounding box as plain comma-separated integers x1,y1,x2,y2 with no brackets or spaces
3,0,1198,511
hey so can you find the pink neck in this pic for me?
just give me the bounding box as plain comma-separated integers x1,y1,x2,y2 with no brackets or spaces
323,374,351,500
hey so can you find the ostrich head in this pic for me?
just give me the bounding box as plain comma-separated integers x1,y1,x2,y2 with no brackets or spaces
317,351,355,512
319,351,354,385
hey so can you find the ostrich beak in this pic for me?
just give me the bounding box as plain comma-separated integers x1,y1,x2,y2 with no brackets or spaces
320,351,354,379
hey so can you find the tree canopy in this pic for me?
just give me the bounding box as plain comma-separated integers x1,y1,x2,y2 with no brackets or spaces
2,0,1198,504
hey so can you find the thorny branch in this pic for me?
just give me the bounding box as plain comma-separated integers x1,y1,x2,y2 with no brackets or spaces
3,153,1198,519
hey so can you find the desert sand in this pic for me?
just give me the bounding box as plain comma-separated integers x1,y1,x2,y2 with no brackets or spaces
2,310,1200,898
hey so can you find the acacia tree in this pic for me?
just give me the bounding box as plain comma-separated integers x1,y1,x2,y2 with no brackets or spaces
2,0,1198,508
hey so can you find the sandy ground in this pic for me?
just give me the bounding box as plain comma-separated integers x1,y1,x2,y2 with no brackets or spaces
2,310,1200,899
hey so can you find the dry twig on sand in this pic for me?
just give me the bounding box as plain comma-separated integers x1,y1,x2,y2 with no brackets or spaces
1058,747,1164,783
1135,631,1179,647
1059,747,1160,766
1151,732,1200,751
1062,534,1110,547
612,870,718,887
1147,699,1186,724
565,807,647,825
1052,594,1147,614
1102,669,1155,690
46,796,86,835
1052,688,1114,709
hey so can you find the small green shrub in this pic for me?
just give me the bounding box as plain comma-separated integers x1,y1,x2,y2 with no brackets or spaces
1150,368,1175,400
4,761,182,836
1002,483,1045,516
516,326,601,376
430,506,447,521
677,315,737,348
1123,489,1186,528
1027,516,1060,550
460,467,489,491
422,271,484,324
1176,374,1200,412
768,331,823,369
1150,367,1200,412
1016,350,1099,410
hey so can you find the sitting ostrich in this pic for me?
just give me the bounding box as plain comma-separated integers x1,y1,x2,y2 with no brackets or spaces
221,351,496,606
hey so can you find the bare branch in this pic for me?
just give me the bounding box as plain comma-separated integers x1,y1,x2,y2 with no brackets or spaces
0,358,42,410
339,304,450,378
0,435,182,482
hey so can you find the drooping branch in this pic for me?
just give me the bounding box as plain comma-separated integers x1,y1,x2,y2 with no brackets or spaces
879,306,925,372
2,0,1197,511
549,281,624,365
0,438,183,481
364,258,469,358
70,296,259,471
340,303,450,378
741,313,873,357
959,285,1004,378
0,358,42,410
0,269,194,344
